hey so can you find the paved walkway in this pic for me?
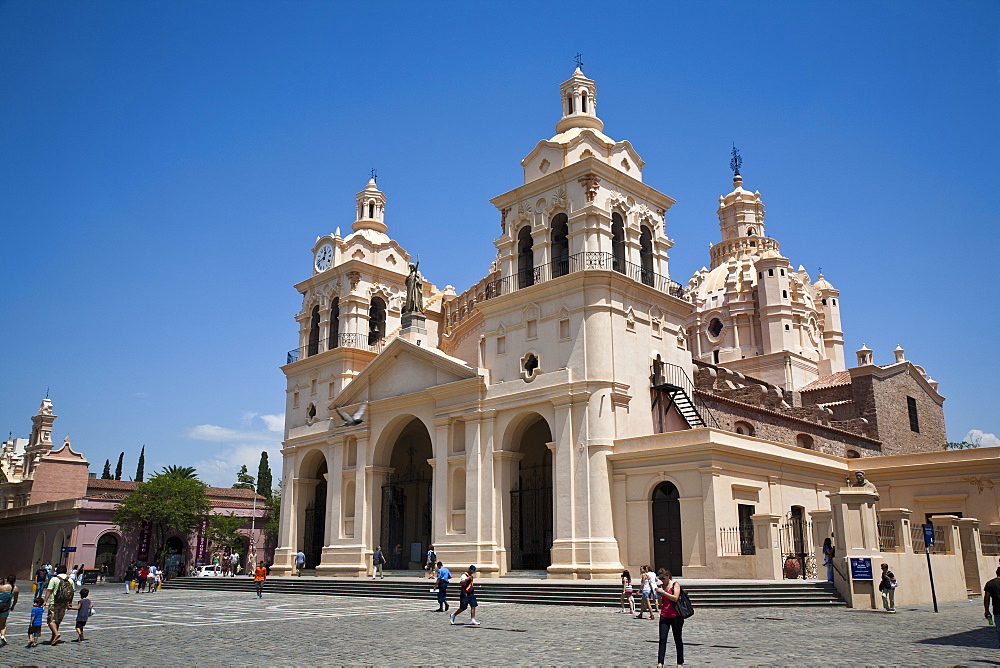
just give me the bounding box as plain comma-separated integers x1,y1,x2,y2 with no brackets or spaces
0,585,995,665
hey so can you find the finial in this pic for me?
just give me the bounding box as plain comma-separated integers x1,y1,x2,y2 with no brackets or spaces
370,167,377,182
730,144,743,188
45,386,49,399
818,266,823,276
574,53,584,70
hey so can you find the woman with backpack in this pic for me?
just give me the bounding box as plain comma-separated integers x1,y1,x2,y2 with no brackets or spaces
655,570,685,668
0,574,16,646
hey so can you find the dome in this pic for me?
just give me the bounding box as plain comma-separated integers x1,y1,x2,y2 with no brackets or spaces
813,273,835,291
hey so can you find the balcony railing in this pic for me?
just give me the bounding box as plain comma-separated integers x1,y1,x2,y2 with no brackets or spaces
719,525,756,555
484,252,685,302
287,333,386,364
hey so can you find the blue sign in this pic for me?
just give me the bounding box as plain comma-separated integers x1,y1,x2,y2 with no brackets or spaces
60,547,77,553
850,557,874,580
923,524,935,546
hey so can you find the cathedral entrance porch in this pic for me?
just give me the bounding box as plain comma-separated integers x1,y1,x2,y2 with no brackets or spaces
378,419,433,570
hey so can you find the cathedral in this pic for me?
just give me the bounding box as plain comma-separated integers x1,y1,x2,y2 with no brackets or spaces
273,68,997,582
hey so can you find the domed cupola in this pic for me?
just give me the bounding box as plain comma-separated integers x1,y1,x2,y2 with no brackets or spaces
555,66,604,134
353,177,388,235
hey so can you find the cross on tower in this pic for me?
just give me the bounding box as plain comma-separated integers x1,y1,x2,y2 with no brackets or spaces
370,167,377,182
574,53,584,69
730,144,742,176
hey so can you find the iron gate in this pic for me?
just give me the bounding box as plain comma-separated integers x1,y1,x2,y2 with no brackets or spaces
511,465,553,571
380,451,432,570
302,500,325,569
779,514,816,579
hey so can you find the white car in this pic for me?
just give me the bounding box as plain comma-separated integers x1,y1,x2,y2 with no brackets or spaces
197,564,223,577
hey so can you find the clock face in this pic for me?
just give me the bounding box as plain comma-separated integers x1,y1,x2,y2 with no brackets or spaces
315,243,334,272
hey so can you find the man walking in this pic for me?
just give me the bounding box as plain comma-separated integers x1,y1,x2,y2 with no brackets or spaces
373,546,386,579
985,567,1000,648
295,550,306,576
41,565,74,645
254,560,267,599
434,561,451,612
450,565,480,626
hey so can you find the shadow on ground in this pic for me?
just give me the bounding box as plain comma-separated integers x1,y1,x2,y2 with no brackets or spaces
917,626,998,648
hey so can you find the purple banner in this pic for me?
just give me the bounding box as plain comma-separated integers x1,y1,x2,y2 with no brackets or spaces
137,521,152,561
195,519,210,563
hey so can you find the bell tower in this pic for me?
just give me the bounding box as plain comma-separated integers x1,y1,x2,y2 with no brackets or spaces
555,66,604,134
353,177,387,235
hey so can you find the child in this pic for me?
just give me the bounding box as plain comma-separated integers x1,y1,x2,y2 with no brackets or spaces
28,597,44,647
70,588,93,642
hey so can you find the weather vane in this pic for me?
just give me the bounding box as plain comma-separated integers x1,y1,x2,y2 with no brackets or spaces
370,167,377,182
730,144,742,176
575,53,584,69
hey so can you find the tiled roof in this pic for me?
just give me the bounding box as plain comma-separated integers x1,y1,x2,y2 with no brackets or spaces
800,370,853,392
85,478,264,501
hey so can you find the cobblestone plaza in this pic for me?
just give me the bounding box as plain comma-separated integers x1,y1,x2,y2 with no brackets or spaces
0,586,996,665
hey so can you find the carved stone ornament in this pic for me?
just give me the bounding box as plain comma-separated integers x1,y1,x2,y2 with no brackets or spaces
578,174,600,203
544,188,568,217
500,207,511,231
347,271,362,290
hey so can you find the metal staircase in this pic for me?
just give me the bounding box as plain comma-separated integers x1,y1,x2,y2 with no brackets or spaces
651,362,719,429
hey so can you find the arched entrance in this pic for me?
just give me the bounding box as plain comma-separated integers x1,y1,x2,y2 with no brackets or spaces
51,529,66,566
380,418,432,570
301,458,328,569
164,536,184,576
651,482,683,575
96,533,119,574
510,416,553,571
32,531,45,570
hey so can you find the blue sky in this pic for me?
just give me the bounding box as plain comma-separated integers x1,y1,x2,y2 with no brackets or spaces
2,1,998,486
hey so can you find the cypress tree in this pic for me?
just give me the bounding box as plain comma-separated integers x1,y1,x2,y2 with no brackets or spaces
114,452,124,481
135,445,145,483
101,459,112,479
256,451,273,499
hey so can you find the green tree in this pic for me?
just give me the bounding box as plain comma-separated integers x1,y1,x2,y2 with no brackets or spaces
256,451,272,499
101,459,113,479
135,445,145,483
207,512,246,552
264,483,281,541
112,474,210,566
232,464,255,491
114,452,124,481
944,441,979,450
155,465,199,480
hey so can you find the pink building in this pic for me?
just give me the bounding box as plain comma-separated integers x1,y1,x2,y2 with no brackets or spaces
0,399,271,580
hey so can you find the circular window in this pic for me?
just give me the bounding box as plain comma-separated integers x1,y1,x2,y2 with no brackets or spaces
708,318,724,338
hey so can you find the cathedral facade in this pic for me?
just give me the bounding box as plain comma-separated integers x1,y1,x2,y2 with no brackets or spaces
273,69,996,581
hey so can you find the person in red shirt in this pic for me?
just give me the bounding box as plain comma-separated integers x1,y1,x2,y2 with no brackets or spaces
253,561,267,599
136,566,149,594
655,570,684,668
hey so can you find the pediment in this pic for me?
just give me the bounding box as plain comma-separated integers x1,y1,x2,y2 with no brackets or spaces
331,337,481,408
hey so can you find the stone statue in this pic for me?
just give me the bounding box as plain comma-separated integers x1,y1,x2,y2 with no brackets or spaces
845,470,879,499
403,261,424,315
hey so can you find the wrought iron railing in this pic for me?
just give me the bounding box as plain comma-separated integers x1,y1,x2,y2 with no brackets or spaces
877,520,898,551
779,518,815,579
287,333,386,364
981,531,1000,556
719,526,756,556
910,524,947,554
483,251,685,301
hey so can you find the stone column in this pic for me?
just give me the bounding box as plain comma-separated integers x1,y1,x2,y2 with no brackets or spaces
955,517,984,594
751,514,782,580
930,515,961,555
431,417,450,547
828,488,883,609
492,449,523,576
317,444,342,575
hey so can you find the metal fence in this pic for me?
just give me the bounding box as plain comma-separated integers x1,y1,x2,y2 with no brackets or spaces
877,520,898,551
287,333,387,364
719,526,756,556
982,531,1000,556
778,518,816,579
910,524,947,554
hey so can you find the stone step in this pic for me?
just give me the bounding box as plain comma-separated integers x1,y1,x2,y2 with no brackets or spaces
164,577,843,608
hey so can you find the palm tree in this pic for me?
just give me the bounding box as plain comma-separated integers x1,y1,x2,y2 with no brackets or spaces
154,465,199,480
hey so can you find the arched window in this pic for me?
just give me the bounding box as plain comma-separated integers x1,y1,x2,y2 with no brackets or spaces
550,214,569,278
639,225,654,286
567,95,574,114
307,305,321,356
846,449,861,459
734,421,755,437
517,226,534,289
796,434,814,450
368,201,375,219
747,228,756,236
368,296,386,345
329,298,343,345
611,212,626,273
581,92,588,112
